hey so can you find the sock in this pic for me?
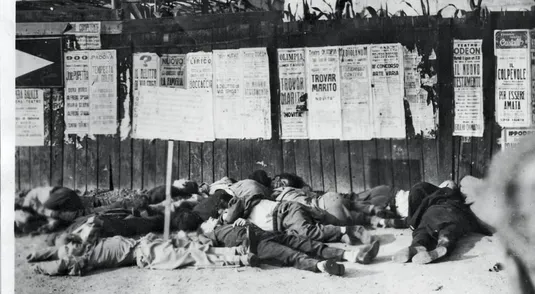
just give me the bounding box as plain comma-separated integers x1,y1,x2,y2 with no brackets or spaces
316,261,327,273
340,227,346,234
342,251,358,263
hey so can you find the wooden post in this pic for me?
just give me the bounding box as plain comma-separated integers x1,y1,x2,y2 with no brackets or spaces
163,140,174,240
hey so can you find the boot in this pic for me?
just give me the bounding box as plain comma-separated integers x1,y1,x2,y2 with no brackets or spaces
412,246,447,264
317,259,345,276
356,240,381,264
344,225,374,245
392,245,427,263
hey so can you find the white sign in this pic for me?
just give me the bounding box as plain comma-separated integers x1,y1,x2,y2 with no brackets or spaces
64,51,90,135
453,40,484,137
132,53,160,136
66,22,101,50
501,128,535,150
160,54,186,88
15,88,45,146
306,46,342,139
370,43,406,138
278,48,308,139
89,50,117,134
494,30,531,128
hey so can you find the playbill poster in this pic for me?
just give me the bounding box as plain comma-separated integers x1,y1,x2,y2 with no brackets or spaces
501,128,535,150
370,43,406,138
160,54,185,88
134,86,214,142
65,21,101,50
453,39,484,137
241,48,272,139
306,46,342,139
530,30,535,125
89,50,117,134
494,30,531,127
132,52,159,136
15,88,44,146
339,45,373,140
278,48,308,139
64,51,90,134
213,49,243,138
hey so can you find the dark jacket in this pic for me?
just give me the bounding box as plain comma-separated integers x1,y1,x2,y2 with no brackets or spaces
223,194,268,224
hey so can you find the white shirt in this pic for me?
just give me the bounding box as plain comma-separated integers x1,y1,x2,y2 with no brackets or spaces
395,190,410,218
247,200,278,231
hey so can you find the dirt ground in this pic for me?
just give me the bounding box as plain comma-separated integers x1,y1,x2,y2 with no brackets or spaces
15,228,511,294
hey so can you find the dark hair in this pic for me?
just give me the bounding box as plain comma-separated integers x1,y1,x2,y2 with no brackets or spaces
276,173,306,189
171,208,204,232
248,170,271,188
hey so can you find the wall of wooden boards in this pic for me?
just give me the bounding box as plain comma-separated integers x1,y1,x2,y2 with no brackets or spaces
15,12,535,193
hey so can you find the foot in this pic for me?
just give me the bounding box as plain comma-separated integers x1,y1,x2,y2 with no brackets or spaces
317,259,345,276
412,246,447,264
345,225,374,245
239,253,260,267
356,240,381,264
392,246,427,263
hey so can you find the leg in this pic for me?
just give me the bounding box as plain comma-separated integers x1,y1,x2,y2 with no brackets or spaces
256,238,322,272
98,214,164,237
269,233,345,261
392,227,434,263
320,193,369,225
280,203,343,243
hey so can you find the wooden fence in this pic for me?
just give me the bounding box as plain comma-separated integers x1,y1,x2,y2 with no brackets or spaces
15,10,535,194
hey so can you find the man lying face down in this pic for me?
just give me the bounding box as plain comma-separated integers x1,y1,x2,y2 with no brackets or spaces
196,216,380,276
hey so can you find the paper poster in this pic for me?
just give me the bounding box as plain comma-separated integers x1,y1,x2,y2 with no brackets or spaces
403,46,436,138
212,49,243,139
278,48,308,139
66,22,101,50
132,53,159,136
453,40,484,137
89,50,117,134
494,30,531,128
185,52,213,90
370,43,406,138
339,45,373,140
530,30,535,125
134,86,214,142
305,46,342,139
64,51,90,134
501,128,535,150
160,54,185,88
15,88,44,146
241,48,272,139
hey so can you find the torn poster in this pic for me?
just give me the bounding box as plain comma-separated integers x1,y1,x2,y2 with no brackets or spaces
403,46,436,138
160,54,185,88
278,48,308,139
501,128,535,150
89,50,117,134
185,51,215,141
134,86,214,142
305,46,341,139
530,30,535,125
241,48,272,139
212,49,243,139
132,53,159,136
453,40,484,137
64,51,90,135
370,43,406,138
339,45,373,140
15,88,44,146
65,22,101,50
494,30,531,128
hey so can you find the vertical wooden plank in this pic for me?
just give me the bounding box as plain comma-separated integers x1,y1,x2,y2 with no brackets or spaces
294,140,312,186
334,140,351,193
240,140,255,179
227,139,241,180
362,139,378,189
457,138,473,182
86,136,98,191
321,140,336,192
75,137,87,193
407,137,424,186
282,140,296,174
36,89,52,187
349,141,365,193
178,141,190,179
50,89,64,187
154,139,167,186
29,147,40,187
308,140,324,191
375,139,394,187
213,139,227,180
190,142,203,182
391,139,411,190
422,138,440,184
19,147,31,191
15,148,20,191
132,139,144,190
142,140,156,188
118,49,132,190
62,136,76,189
97,135,112,190
202,142,214,184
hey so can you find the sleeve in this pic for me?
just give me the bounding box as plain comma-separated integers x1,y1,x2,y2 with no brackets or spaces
32,257,86,276
223,197,246,224
26,248,59,262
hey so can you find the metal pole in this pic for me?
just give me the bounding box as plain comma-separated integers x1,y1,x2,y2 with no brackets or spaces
163,140,174,240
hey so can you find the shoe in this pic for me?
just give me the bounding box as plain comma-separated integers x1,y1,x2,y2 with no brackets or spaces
346,225,374,244
412,246,447,264
392,246,427,263
319,259,345,276
240,253,261,267
356,240,381,264
384,218,408,229
246,225,259,255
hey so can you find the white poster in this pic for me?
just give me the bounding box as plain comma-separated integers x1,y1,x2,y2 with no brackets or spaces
339,45,373,140
89,50,117,134
15,88,44,146
530,30,535,126
64,51,90,135
132,53,159,136
305,46,342,139
241,48,272,139
160,54,186,88
453,40,484,137
501,128,535,150
278,48,308,139
66,22,101,50
370,43,406,138
212,49,243,138
134,86,214,142
495,30,531,128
